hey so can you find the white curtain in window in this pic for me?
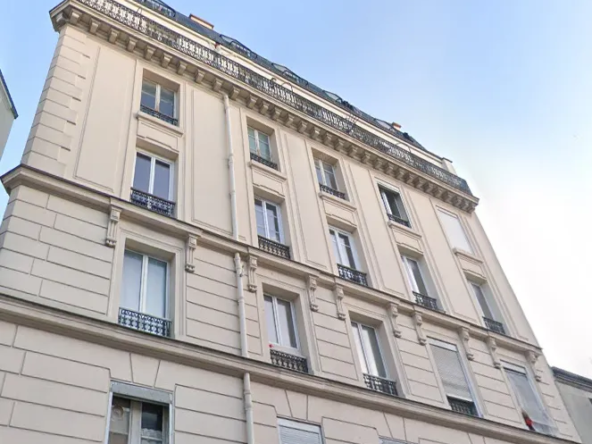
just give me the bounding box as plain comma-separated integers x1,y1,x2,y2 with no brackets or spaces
431,343,473,400
122,251,143,312
145,258,167,318
438,210,472,253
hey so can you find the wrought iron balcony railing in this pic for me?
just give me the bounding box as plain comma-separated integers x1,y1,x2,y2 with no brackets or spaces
363,374,398,396
319,184,347,200
448,397,478,417
270,349,308,373
413,292,440,311
337,264,368,287
258,236,291,259
140,104,179,126
387,213,411,228
483,317,506,335
250,152,278,170
130,188,175,217
118,308,171,337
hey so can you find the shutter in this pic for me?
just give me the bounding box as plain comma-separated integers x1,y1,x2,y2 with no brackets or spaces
431,343,473,400
381,438,408,444
279,420,322,444
437,210,472,253
506,368,552,432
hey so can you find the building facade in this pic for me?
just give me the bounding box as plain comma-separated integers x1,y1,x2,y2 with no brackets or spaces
0,0,580,443
553,368,592,444
0,69,18,159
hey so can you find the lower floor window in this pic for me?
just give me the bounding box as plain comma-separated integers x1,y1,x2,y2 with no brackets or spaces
108,396,168,444
122,250,168,319
278,418,323,444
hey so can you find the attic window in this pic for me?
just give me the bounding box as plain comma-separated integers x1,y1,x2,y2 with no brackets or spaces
325,91,342,102
273,64,301,83
135,0,175,18
220,35,253,58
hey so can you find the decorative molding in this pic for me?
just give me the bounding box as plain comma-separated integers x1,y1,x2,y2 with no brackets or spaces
161,53,172,68
177,61,187,76
195,69,205,84
487,337,501,369
527,351,543,382
105,205,122,247
389,302,402,338
460,327,474,361
127,37,137,52
185,234,198,273
108,28,119,43
307,275,319,312
247,255,258,292
334,285,346,320
413,311,427,345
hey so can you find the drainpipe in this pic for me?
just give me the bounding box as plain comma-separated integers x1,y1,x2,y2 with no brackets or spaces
223,93,255,444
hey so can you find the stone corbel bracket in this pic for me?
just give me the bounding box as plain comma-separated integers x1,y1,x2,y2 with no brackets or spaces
389,302,402,338
460,327,475,361
487,337,501,369
105,205,123,247
185,234,199,273
527,350,543,382
307,275,319,312
334,285,346,320
247,255,258,292
413,310,427,345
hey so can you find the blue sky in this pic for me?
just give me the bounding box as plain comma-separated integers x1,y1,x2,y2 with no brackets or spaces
2,0,592,376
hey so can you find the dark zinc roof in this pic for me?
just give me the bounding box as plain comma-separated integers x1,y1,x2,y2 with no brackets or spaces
134,0,438,159
0,69,18,119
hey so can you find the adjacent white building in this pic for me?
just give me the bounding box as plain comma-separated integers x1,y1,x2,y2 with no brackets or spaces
0,69,17,159
554,368,592,444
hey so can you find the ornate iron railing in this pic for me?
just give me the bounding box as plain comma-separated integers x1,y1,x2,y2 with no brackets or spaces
483,317,505,335
364,374,398,396
270,349,308,373
258,236,291,259
250,152,278,170
130,188,175,217
140,104,179,126
75,0,473,196
413,292,440,311
319,184,347,200
448,397,478,416
388,213,411,228
338,264,368,287
118,308,171,337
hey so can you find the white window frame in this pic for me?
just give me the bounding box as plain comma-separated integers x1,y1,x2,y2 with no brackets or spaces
315,158,339,190
141,79,177,118
264,294,300,352
329,227,360,270
379,185,410,225
469,281,500,323
277,418,324,444
248,126,273,160
351,321,388,378
437,208,473,253
255,198,284,243
132,151,175,201
401,255,431,296
122,249,170,321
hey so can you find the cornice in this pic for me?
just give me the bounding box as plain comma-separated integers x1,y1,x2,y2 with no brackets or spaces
50,0,479,213
553,367,592,392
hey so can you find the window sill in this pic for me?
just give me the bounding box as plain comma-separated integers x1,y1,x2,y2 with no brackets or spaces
249,160,286,181
318,190,356,211
269,344,304,358
453,248,482,264
137,110,184,136
387,219,421,239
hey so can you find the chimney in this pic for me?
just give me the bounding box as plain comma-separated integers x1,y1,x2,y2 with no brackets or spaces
190,14,214,30
391,122,401,130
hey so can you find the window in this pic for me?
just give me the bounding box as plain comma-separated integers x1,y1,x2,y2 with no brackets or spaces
437,209,472,253
141,79,177,125
504,363,555,435
131,153,175,217
255,199,283,243
278,419,323,444
470,282,505,334
264,295,298,350
248,127,272,161
379,187,410,227
330,228,358,270
430,339,478,416
351,322,386,377
315,158,346,199
108,396,168,444
402,256,439,310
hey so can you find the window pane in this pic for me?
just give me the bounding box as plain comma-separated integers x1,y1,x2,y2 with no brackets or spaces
248,127,258,154
431,344,472,400
145,258,167,318
323,163,338,189
361,325,386,377
315,159,324,185
276,299,297,348
258,132,271,160
506,369,550,426
255,200,267,238
153,161,170,200
133,154,152,193
265,203,281,242
141,402,164,441
264,296,278,344
393,194,407,219
339,233,355,269
330,230,341,264
406,258,429,295
108,397,131,444
472,283,494,319
121,251,143,312
141,81,157,110
380,190,393,215
351,322,369,374
159,87,175,118
438,210,472,253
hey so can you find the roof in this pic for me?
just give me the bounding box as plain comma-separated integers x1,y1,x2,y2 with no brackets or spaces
0,69,18,119
133,0,440,159
552,367,592,392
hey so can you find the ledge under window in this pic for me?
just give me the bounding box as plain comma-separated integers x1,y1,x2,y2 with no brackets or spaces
250,152,278,170
137,109,184,136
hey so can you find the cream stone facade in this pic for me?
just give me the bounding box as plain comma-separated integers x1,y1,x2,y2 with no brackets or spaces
0,0,580,443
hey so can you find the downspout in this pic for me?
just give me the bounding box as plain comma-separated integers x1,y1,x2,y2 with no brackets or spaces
224,93,255,444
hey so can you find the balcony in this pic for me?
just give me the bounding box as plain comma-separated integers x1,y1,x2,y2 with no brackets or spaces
413,292,440,311
363,374,398,396
387,213,411,228
338,264,368,287
483,317,506,335
118,308,171,337
140,104,178,126
258,236,291,259
448,397,478,417
270,349,308,373
250,152,278,170
319,184,347,200
130,188,175,217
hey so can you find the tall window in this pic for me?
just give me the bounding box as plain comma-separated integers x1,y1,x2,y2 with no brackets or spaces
504,363,555,435
141,79,176,123
248,127,272,161
329,228,358,270
264,295,298,350
402,256,430,296
255,199,283,243
133,153,173,201
379,187,410,227
278,419,323,444
437,209,472,253
351,322,387,378
315,158,338,190
430,339,478,416
108,396,168,444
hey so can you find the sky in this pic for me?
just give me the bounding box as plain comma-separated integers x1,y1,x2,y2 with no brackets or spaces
1,0,592,376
